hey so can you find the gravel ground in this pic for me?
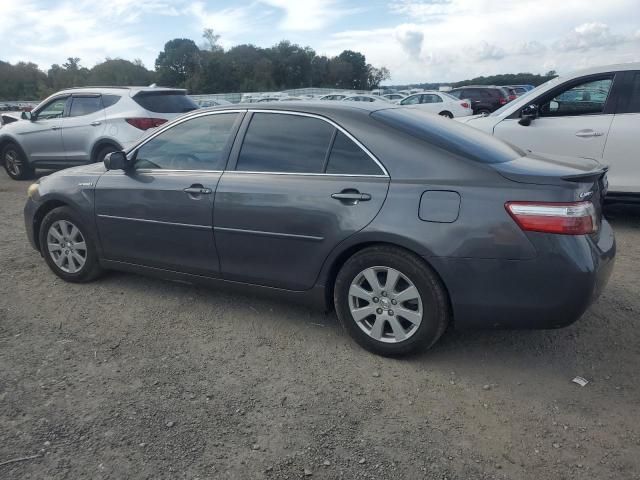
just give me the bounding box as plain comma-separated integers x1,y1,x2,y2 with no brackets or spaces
1,169,639,480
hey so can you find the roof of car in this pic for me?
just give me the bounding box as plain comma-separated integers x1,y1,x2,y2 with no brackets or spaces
196,101,396,117
56,86,187,95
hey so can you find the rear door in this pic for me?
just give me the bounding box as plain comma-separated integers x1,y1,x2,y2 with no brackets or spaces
603,70,640,193
62,94,106,164
214,111,390,290
95,111,242,275
493,75,617,159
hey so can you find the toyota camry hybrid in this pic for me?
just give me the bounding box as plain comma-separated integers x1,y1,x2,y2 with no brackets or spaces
23,102,615,356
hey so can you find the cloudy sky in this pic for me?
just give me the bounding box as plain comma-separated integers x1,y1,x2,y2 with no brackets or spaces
1,0,639,84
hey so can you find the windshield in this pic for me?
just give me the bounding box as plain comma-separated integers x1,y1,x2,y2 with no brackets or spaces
490,77,561,116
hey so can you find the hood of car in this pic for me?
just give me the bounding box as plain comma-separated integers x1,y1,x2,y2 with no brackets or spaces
46,162,107,179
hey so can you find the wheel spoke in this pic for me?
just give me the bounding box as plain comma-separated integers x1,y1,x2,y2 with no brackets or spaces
396,307,422,325
69,225,80,241
349,284,373,302
351,305,377,322
71,251,85,266
385,269,400,293
49,228,64,243
362,268,382,292
48,243,62,252
369,317,385,340
72,241,86,251
53,253,65,267
66,253,77,273
388,317,407,342
394,286,419,303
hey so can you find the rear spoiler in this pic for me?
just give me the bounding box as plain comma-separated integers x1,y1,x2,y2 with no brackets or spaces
562,165,608,183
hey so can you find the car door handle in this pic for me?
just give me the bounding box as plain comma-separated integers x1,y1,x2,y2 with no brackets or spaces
331,191,371,204
575,130,604,138
184,186,212,195
90,121,102,126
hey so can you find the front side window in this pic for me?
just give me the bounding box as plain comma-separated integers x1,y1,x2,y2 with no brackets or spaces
69,96,103,117
134,113,239,170
326,132,383,176
36,97,68,120
539,77,613,117
237,113,334,173
401,95,422,105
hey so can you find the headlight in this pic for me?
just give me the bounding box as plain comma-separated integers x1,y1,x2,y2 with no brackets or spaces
27,182,39,199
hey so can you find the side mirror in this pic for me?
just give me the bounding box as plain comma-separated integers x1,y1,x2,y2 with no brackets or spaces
104,151,131,171
518,104,538,126
21,111,32,121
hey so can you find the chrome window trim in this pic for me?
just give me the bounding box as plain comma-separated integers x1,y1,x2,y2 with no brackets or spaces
126,108,390,178
243,109,389,177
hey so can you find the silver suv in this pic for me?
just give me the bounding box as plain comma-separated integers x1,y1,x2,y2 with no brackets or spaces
0,86,198,180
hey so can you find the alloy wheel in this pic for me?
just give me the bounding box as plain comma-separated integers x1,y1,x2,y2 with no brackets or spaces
47,220,87,274
348,266,423,343
4,150,21,177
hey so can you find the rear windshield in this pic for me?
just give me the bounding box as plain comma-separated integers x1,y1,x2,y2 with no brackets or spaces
133,91,198,113
371,108,525,164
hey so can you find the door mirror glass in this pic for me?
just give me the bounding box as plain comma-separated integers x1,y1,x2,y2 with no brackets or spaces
104,151,130,170
21,111,32,121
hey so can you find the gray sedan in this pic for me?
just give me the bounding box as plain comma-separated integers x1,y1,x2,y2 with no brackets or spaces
23,102,615,356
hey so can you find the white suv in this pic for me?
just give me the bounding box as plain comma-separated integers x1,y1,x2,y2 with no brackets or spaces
458,63,640,200
0,86,198,180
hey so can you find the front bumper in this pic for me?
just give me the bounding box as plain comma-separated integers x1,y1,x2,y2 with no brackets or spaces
24,197,40,252
428,219,616,330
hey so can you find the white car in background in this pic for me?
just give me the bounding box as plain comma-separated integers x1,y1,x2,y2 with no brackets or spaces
342,95,389,103
398,91,473,118
382,93,405,102
458,62,640,198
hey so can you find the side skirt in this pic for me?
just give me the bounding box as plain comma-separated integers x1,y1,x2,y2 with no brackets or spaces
100,259,329,311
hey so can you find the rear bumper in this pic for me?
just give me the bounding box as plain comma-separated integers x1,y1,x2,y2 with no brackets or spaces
428,220,616,330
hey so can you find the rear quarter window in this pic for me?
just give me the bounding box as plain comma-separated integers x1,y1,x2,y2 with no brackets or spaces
133,91,198,113
372,108,524,164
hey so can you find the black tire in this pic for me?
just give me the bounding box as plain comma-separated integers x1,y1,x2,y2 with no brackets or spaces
39,206,103,283
94,145,118,164
439,111,454,119
334,246,450,356
477,109,491,116
2,142,34,180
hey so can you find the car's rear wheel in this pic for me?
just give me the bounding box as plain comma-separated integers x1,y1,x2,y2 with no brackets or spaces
477,108,491,116
39,206,103,283
334,246,450,356
439,111,454,119
2,143,34,180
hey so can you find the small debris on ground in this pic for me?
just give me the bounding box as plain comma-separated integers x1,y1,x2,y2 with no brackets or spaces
572,376,589,387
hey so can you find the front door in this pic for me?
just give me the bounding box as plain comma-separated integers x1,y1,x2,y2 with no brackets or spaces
214,112,390,291
19,96,68,164
95,111,243,276
493,75,616,159
62,95,106,163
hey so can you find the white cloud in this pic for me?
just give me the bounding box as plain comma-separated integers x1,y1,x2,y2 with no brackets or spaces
517,41,547,56
395,26,424,58
471,41,505,61
390,0,452,22
554,22,625,51
259,0,355,31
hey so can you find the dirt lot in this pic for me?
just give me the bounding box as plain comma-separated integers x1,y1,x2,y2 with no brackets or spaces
1,170,639,480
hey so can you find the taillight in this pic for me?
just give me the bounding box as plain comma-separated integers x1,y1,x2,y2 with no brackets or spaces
508,95,516,101
460,102,470,109
505,201,598,235
125,117,168,130
499,97,507,105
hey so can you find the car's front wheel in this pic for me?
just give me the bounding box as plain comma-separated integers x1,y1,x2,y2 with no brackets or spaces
39,206,103,283
2,143,34,180
334,246,450,356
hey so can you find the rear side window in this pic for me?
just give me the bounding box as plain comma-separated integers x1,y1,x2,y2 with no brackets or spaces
540,77,613,117
102,94,121,108
69,96,103,117
133,91,198,113
623,72,640,113
326,132,383,175
422,94,442,104
237,113,334,173
372,108,524,164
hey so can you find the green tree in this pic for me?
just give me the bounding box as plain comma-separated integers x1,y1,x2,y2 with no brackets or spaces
88,59,154,86
155,39,202,87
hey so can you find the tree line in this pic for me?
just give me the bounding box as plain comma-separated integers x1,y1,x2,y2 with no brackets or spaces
0,30,390,101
